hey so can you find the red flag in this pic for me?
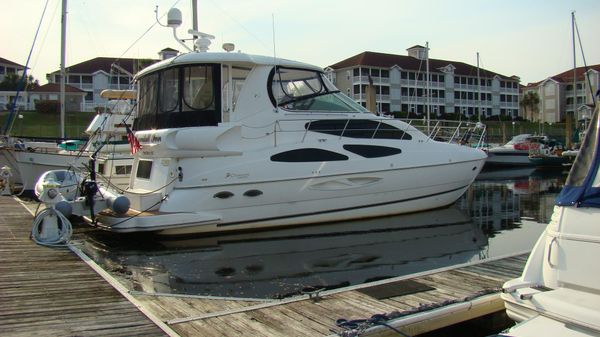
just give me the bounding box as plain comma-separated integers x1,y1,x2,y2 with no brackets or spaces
125,124,141,154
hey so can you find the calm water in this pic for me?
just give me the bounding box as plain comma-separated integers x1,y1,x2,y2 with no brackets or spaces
75,167,568,299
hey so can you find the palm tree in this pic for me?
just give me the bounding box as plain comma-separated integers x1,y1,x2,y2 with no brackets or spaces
520,91,540,121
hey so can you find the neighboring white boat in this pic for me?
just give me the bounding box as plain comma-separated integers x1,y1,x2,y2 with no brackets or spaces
499,105,600,336
485,134,550,166
0,136,61,192
39,13,487,235
6,92,136,192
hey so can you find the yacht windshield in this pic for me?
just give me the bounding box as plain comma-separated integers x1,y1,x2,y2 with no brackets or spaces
135,64,221,130
269,67,368,113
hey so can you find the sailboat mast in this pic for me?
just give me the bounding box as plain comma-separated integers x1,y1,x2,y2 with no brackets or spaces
60,0,67,139
477,52,481,123
426,41,430,134
569,11,577,149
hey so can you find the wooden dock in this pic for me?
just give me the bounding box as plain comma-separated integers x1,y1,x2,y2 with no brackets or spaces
130,253,527,337
0,196,173,337
0,195,528,337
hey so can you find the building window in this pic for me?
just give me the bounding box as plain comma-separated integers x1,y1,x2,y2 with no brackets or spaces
68,75,80,83
439,74,444,82
353,68,359,76
381,103,390,113
0,66,5,74
85,92,93,101
371,69,380,77
381,69,389,78
401,72,407,79
82,75,92,84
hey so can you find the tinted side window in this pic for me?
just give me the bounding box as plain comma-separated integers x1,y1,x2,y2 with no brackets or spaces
271,148,348,162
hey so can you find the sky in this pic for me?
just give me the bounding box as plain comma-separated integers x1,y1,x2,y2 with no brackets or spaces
3,0,600,85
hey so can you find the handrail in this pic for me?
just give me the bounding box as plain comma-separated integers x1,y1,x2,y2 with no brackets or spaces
265,117,487,149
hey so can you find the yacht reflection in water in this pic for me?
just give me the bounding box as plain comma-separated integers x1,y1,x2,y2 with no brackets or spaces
80,206,487,299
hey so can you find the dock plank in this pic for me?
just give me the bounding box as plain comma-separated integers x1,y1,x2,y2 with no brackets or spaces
0,196,169,337
2,195,531,337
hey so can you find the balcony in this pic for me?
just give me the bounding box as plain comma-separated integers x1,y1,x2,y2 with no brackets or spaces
400,80,444,89
352,76,390,85
354,94,391,101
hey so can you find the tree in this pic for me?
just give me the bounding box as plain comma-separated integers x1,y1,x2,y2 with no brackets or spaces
0,73,40,91
520,91,540,121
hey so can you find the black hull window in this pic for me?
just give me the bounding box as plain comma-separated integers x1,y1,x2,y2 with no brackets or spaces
305,120,412,140
271,148,349,162
134,64,221,130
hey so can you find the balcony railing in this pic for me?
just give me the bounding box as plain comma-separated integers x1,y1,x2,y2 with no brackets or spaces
352,76,390,84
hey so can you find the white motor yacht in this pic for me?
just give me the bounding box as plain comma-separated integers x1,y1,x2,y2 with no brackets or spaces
72,55,486,234
499,105,600,336
35,19,487,235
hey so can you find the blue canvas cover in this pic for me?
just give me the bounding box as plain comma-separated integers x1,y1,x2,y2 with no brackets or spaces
556,106,600,208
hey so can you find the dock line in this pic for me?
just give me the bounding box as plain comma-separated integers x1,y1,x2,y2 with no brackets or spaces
129,290,275,303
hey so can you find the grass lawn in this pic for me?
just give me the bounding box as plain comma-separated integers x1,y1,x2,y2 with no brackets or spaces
0,110,96,139
1,110,575,145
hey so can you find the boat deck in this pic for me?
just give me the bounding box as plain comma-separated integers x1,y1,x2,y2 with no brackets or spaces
0,195,528,337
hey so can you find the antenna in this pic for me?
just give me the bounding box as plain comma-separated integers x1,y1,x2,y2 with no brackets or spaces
272,13,279,114
272,14,277,61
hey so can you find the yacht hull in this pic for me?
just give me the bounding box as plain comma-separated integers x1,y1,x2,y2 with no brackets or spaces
97,159,483,235
485,150,532,166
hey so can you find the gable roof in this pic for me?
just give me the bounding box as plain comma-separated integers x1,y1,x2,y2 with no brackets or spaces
0,57,25,69
328,51,515,80
548,64,600,84
48,57,159,76
30,83,86,93
525,64,600,87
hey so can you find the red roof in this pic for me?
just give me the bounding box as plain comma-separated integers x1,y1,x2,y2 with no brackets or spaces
48,57,159,76
30,83,86,93
328,51,514,80
548,64,600,83
523,64,600,87
0,57,25,69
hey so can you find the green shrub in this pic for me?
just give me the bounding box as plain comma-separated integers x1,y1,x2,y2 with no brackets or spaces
35,100,60,114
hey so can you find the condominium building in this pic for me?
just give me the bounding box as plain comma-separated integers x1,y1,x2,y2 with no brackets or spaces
521,65,600,124
0,57,25,83
326,46,520,118
45,49,180,111
46,57,156,111
0,57,26,111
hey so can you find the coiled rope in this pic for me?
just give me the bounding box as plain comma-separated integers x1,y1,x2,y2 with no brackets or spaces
31,207,72,247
